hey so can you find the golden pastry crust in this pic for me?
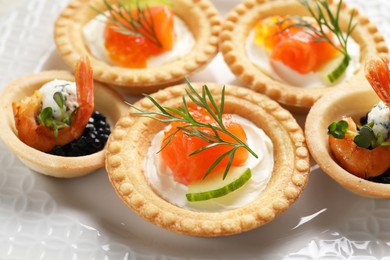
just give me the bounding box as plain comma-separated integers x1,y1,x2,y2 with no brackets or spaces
219,0,389,111
105,83,310,236
0,70,128,178
54,0,221,95
305,86,390,198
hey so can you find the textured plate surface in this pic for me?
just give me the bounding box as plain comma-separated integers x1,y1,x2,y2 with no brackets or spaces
1,0,390,259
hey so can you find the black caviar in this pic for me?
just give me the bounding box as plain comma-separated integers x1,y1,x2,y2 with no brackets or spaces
360,113,368,125
49,111,111,157
368,170,390,184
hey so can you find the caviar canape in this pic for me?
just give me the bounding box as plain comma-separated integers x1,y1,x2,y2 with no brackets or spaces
0,58,127,178
220,0,388,111
105,81,309,236
54,0,221,94
305,57,390,198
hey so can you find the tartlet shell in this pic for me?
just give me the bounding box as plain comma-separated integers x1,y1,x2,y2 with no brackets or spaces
105,83,310,236
305,86,390,198
219,0,389,111
0,70,128,178
54,0,221,94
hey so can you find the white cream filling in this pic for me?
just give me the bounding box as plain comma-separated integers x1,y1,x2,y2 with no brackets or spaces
245,29,361,88
367,101,390,139
82,14,195,67
144,115,274,212
39,80,78,122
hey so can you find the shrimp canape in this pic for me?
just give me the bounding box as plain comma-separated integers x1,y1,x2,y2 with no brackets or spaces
105,81,310,236
305,57,390,198
220,0,388,111
0,58,127,177
327,57,390,181
54,0,221,94
13,58,95,153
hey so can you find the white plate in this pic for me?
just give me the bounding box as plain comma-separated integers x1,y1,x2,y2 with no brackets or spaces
1,0,390,259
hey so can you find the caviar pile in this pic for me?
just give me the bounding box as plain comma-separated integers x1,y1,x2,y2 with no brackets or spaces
49,111,111,157
368,170,390,184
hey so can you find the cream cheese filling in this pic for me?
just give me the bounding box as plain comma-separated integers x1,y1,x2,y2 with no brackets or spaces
367,101,390,139
245,28,361,88
82,14,195,67
144,115,274,212
39,80,78,122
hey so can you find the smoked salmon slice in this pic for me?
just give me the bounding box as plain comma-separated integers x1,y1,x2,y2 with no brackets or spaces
254,16,339,74
160,106,249,186
104,5,175,68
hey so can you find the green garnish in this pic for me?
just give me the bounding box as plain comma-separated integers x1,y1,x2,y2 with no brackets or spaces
93,0,172,48
130,79,258,181
326,55,350,83
354,124,377,149
327,120,390,149
327,120,349,139
186,168,252,202
280,0,356,83
38,91,77,139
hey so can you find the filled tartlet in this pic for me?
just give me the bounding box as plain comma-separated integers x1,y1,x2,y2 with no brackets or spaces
54,0,221,94
0,57,127,178
105,81,310,236
305,56,390,198
220,0,388,111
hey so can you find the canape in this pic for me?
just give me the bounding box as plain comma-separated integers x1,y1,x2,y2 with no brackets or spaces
0,62,127,178
54,0,221,94
305,57,390,198
105,81,310,236
219,0,388,111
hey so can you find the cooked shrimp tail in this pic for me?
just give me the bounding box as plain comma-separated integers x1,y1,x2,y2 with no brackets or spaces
69,56,94,138
365,56,390,107
75,56,94,111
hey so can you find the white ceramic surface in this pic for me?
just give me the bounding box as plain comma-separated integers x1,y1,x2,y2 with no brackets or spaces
1,0,390,259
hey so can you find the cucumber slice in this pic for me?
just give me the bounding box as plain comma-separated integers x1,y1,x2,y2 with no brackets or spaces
327,55,350,83
317,54,350,85
186,168,252,202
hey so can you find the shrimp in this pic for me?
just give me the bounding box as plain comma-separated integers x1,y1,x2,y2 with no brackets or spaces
329,117,390,178
12,57,94,152
328,56,390,178
365,56,390,107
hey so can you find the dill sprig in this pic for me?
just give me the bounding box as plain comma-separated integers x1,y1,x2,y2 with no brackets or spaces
130,79,258,180
277,0,356,82
93,0,172,48
282,0,356,58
